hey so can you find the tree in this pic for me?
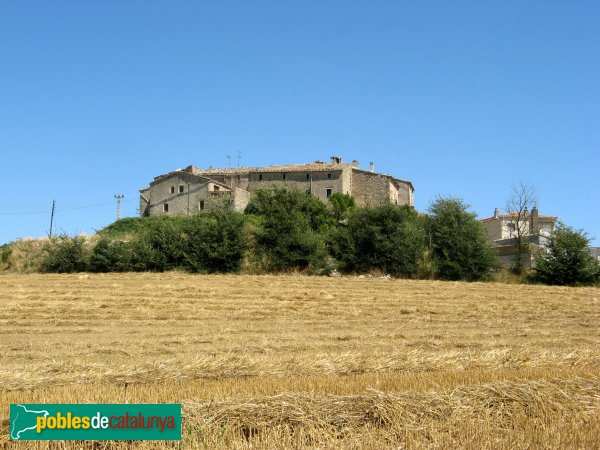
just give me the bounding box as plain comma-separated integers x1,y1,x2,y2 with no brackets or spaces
428,197,498,281
532,224,600,286
505,181,537,273
181,208,246,273
328,193,356,221
245,187,334,271
329,204,426,277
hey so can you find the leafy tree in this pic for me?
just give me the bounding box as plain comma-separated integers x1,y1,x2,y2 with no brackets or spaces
531,224,600,286
181,208,246,273
428,197,498,281
328,193,356,221
245,187,334,270
329,204,426,277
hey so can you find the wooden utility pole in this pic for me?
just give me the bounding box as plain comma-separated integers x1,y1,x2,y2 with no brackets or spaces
49,200,56,238
114,194,124,221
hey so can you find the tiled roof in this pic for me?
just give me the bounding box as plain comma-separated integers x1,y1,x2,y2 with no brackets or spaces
195,162,354,175
480,212,557,223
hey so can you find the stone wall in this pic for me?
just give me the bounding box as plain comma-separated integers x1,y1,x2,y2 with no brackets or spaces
350,170,391,206
246,169,345,203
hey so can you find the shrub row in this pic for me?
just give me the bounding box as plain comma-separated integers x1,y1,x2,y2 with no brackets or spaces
41,188,502,281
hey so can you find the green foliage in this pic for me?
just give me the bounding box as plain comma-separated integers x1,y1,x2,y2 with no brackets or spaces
89,238,133,272
329,204,426,277
246,188,333,271
0,243,13,266
328,193,356,221
181,209,246,273
531,224,600,286
428,197,498,281
41,235,90,273
132,218,189,272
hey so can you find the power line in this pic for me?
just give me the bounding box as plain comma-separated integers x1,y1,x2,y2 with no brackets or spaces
0,198,136,216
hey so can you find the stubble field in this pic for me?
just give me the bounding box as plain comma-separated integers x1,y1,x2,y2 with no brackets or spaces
0,273,598,449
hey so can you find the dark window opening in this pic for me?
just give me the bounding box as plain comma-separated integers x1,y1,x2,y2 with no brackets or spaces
306,173,310,180
170,186,175,194
179,185,184,193
283,173,287,180
259,174,263,181
328,173,332,179
163,203,169,212
326,188,332,198
200,200,205,210
214,185,220,192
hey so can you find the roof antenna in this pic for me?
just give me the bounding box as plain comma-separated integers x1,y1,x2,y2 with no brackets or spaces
237,150,242,167
227,154,231,168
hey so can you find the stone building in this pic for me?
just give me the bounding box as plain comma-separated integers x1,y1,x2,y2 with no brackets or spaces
480,207,557,267
139,156,414,217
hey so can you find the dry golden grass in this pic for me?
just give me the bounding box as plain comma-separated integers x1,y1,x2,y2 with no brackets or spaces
0,273,598,449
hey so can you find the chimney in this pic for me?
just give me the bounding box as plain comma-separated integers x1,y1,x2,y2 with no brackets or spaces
531,206,539,234
494,208,499,218
330,156,342,165
369,162,374,172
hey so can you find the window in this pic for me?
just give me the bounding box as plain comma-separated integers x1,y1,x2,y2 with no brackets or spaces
163,203,169,212
326,188,332,198
179,185,184,193
259,174,263,181
170,186,175,194
199,200,205,210
328,173,332,179
283,173,287,180
306,173,310,180
214,185,220,192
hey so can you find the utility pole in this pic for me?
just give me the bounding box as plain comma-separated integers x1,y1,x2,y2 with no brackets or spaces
237,150,242,167
49,200,56,238
227,154,231,168
114,194,124,221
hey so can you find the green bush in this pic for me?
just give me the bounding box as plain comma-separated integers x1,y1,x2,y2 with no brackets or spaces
328,193,356,221
89,238,133,272
181,209,246,273
135,218,186,271
329,204,426,277
531,224,600,286
41,235,90,273
246,188,333,271
427,197,498,281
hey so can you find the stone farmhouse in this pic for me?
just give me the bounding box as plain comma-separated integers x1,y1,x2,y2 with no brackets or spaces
139,156,414,217
480,207,557,267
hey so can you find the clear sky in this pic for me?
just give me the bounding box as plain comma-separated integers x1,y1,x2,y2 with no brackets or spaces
1,1,598,245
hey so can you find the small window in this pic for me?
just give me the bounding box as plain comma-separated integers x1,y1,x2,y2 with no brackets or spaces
214,185,220,192
326,188,332,198
163,203,169,212
328,173,332,179
283,173,287,180
237,175,241,181
179,185,184,193
259,174,263,181
199,200,205,210
170,186,175,194
306,173,310,180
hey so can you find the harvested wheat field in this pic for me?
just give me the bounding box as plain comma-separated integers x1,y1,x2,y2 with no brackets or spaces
0,273,598,449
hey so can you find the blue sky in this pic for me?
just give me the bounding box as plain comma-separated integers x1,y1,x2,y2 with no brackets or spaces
1,1,598,245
